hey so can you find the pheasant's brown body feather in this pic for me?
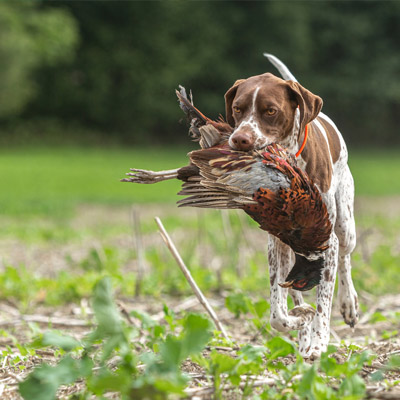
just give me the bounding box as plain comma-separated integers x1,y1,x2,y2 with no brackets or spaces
179,142,332,257
241,148,332,255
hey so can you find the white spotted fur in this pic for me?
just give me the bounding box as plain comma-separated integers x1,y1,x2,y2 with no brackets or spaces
262,56,358,358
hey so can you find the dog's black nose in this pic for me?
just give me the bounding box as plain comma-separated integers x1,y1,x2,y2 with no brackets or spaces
231,132,255,151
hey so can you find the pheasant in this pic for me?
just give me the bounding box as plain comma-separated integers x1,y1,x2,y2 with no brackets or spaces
122,88,332,291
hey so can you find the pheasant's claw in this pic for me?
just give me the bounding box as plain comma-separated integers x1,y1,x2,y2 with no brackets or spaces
121,168,179,184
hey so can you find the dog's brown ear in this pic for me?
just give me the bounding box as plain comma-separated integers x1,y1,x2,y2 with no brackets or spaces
286,81,323,137
224,79,245,127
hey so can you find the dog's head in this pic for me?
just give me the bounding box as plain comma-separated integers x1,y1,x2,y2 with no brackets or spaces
225,73,322,151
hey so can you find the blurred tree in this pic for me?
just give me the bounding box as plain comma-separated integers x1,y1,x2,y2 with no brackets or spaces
2,1,399,146
30,2,318,143
0,2,78,118
31,2,235,142
307,1,400,145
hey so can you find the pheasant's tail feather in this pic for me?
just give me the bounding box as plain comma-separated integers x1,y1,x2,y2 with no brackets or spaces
176,86,232,147
176,87,210,125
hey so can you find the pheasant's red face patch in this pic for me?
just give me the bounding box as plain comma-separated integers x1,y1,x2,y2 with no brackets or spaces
293,279,308,289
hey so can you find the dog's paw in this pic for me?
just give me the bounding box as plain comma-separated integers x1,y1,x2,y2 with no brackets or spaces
288,304,316,325
270,305,316,332
300,340,327,360
304,350,321,362
338,285,359,328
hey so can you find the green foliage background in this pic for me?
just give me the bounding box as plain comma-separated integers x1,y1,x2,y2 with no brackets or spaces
1,1,399,146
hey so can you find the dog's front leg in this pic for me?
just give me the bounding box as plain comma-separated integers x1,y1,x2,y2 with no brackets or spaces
268,236,316,332
300,233,339,359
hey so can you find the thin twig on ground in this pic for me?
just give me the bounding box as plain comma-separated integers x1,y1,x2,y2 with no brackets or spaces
185,377,277,396
0,315,89,327
330,327,341,343
155,216,231,342
132,207,147,297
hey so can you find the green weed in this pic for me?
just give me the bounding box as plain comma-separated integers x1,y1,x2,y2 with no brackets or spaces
18,277,376,399
19,277,214,399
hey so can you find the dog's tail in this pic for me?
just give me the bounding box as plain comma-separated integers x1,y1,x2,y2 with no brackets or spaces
263,53,298,82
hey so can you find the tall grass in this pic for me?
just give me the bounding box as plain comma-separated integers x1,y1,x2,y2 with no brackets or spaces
1,146,189,215
2,146,399,216
348,149,400,196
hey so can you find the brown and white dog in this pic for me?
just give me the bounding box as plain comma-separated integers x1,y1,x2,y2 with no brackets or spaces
226,54,358,358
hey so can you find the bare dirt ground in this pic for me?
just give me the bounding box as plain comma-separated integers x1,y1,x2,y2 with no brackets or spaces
1,198,400,398
1,292,400,399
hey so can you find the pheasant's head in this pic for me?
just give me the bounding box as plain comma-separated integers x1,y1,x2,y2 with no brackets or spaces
279,254,325,291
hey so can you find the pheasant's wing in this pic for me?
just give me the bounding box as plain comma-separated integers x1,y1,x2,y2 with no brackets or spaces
178,147,258,209
178,178,255,209
176,87,233,148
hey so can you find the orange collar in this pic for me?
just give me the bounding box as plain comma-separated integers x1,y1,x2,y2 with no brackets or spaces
295,124,308,158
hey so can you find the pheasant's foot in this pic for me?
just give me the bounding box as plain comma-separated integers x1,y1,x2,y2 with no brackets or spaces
121,168,179,184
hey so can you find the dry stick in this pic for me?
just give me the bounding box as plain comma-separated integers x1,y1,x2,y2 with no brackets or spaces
235,209,253,248
330,327,341,344
220,210,241,281
185,377,277,396
366,391,400,400
357,227,374,263
196,209,209,270
0,315,89,327
220,210,234,244
155,217,231,342
132,207,147,297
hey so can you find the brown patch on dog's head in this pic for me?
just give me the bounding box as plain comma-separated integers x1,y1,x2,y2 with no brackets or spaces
285,80,323,139
225,73,323,150
225,79,246,127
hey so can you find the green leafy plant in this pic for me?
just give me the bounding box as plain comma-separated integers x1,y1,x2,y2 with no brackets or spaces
19,277,213,399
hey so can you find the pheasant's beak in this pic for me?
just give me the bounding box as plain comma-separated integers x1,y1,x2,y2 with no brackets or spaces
278,280,295,288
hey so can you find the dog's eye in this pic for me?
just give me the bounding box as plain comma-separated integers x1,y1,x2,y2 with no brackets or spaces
233,106,241,114
266,108,277,116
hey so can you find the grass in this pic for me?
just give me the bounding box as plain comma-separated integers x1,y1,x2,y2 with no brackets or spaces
0,146,189,216
1,145,400,398
1,146,400,217
348,148,400,197
1,144,400,296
